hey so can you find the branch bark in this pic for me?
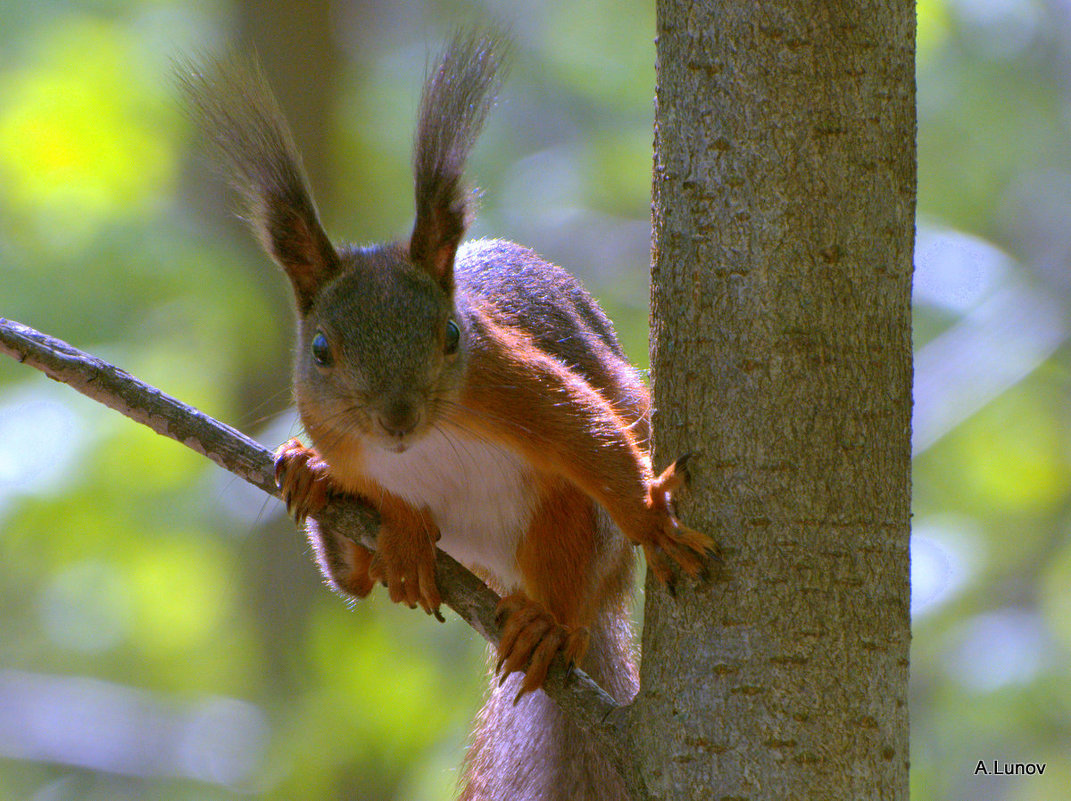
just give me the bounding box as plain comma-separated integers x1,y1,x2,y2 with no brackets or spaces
0,316,632,780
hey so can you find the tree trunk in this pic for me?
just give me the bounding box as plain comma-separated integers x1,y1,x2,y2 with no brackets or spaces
637,1,914,798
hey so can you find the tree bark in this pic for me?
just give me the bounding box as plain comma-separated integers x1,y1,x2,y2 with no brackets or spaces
638,2,914,798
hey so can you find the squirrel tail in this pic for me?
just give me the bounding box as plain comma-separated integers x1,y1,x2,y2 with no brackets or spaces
410,30,510,286
458,513,637,801
459,608,637,801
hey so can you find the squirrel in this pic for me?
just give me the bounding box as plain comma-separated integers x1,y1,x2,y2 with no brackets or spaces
182,31,713,801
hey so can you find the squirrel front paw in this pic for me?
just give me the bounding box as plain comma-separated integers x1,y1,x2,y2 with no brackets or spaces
369,507,444,621
635,455,719,587
273,437,335,524
494,593,589,702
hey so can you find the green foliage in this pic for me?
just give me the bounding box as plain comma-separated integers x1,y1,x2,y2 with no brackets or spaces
1,0,1068,799
0,18,178,241
911,2,1071,796
0,2,652,798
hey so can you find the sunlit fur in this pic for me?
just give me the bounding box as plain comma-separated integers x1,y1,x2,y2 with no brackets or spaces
295,241,467,455
183,32,709,801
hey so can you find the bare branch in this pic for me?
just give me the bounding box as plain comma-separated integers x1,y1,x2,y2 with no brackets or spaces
0,317,631,775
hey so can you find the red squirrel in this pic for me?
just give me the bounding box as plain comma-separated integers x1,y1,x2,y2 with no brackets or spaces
183,32,712,801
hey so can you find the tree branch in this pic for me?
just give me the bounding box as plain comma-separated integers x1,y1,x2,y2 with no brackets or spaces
0,317,632,776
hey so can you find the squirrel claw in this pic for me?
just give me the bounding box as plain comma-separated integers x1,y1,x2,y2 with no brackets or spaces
494,593,589,700
632,457,719,586
273,438,334,525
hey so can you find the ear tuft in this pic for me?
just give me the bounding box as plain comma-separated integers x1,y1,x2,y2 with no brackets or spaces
409,31,510,292
178,53,338,314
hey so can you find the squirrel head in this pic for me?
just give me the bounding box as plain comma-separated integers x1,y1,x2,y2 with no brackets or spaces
181,32,506,455
292,241,469,456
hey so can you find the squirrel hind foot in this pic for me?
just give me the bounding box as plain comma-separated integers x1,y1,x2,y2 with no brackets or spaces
494,593,589,702
338,540,377,599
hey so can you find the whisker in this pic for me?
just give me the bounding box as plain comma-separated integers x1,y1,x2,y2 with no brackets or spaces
239,386,295,429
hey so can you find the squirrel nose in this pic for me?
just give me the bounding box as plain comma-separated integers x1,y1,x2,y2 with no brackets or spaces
377,400,421,438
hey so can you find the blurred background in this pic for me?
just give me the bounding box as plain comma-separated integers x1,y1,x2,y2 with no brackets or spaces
0,0,1067,799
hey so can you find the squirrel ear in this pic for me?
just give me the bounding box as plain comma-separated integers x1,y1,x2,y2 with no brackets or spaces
409,187,466,292
178,54,339,315
254,193,339,314
408,32,507,293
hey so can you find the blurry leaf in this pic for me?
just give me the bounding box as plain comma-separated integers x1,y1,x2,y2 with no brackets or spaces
960,395,1067,511
307,599,452,756
39,558,132,653
917,0,951,64
0,17,180,247
126,535,230,657
97,422,206,494
541,0,655,106
582,127,652,216
1040,535,1071,651
925,383,1069,517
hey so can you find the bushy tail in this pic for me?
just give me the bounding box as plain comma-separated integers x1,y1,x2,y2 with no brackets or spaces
459,509,637,801
459,609,637,801
410,31,510,287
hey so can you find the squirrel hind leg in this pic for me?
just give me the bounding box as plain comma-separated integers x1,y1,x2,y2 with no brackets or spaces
334,537,378,598
494,593,589,702
303,517,377,600
275,439,377,601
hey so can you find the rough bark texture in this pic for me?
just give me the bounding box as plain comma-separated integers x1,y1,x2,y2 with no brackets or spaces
637,2,914,799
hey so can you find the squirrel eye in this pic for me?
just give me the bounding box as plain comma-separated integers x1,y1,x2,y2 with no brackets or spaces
444,319,460,355
311,331,333,368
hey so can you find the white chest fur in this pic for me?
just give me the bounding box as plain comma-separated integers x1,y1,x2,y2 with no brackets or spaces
358,428,535,589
